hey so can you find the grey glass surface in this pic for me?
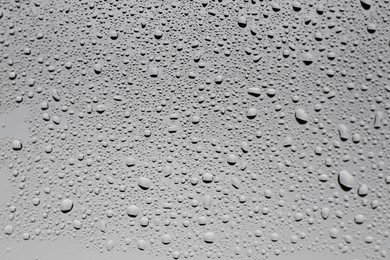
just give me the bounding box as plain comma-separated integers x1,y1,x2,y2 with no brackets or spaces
0,0,389,259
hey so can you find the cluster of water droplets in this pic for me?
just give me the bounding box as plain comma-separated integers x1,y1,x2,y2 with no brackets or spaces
0,0,390,259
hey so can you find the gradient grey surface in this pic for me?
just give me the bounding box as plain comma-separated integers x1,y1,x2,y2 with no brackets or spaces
0,0,389,260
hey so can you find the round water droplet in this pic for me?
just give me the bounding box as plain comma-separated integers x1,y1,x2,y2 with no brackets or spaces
60,198,73,213
358,184,369,196
94,63,102,74
329,228,339,238
161,234,172,244
137,239,147,250
238,16,247,28
12,140,22,151
246,108,258,119
203,232,216,243
106,240,115,251
338,170,355,191
137,177,151,190
127,205,140,217
354,214,365,224
202,172,213,183
4,225,13,235
125,157,137,167
227,154,238,165
295,108,308,124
